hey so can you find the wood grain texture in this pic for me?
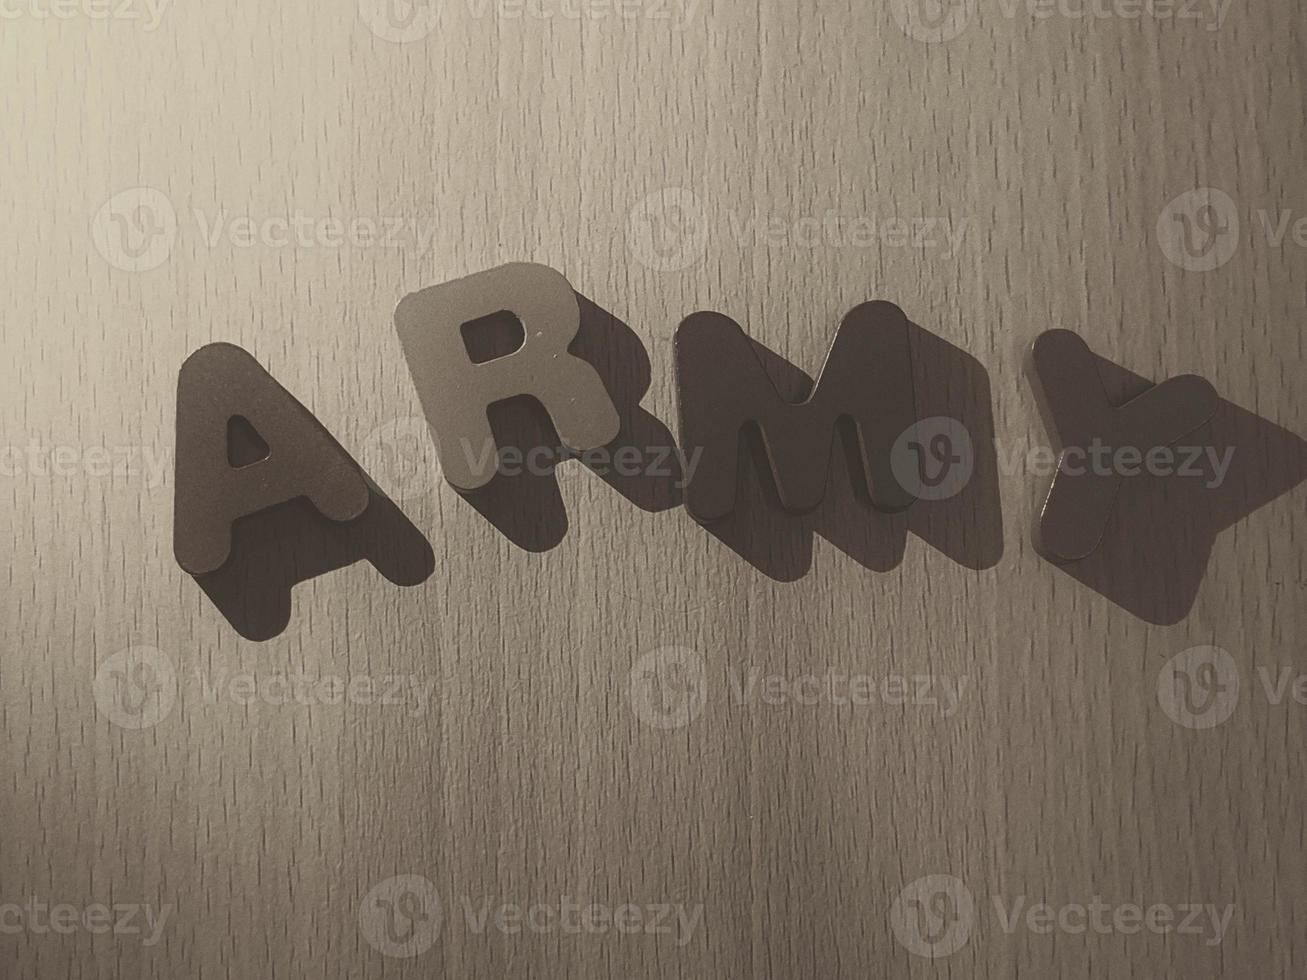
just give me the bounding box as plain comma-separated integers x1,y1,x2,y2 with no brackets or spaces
2,0,1304,975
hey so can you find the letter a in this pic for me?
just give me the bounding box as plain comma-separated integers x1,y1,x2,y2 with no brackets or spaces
173,343,371,575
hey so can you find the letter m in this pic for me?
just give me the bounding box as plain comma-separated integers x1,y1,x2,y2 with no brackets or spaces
674,302,919,522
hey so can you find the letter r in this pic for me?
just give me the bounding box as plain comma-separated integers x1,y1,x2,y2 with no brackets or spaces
394,263,620,491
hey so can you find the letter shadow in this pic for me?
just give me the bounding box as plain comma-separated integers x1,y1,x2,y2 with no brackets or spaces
194,483,435,641
1031,354,1307,625
704,323,1005,581
458,293,685,551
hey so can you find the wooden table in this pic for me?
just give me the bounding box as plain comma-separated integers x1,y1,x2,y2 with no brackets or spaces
3,0,1304,974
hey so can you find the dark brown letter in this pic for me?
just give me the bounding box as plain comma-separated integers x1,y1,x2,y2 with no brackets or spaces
1029,330,1219,562
173,343,371,575
674,302,919,523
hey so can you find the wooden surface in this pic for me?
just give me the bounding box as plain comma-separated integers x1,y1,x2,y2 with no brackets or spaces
2,0,1305,975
